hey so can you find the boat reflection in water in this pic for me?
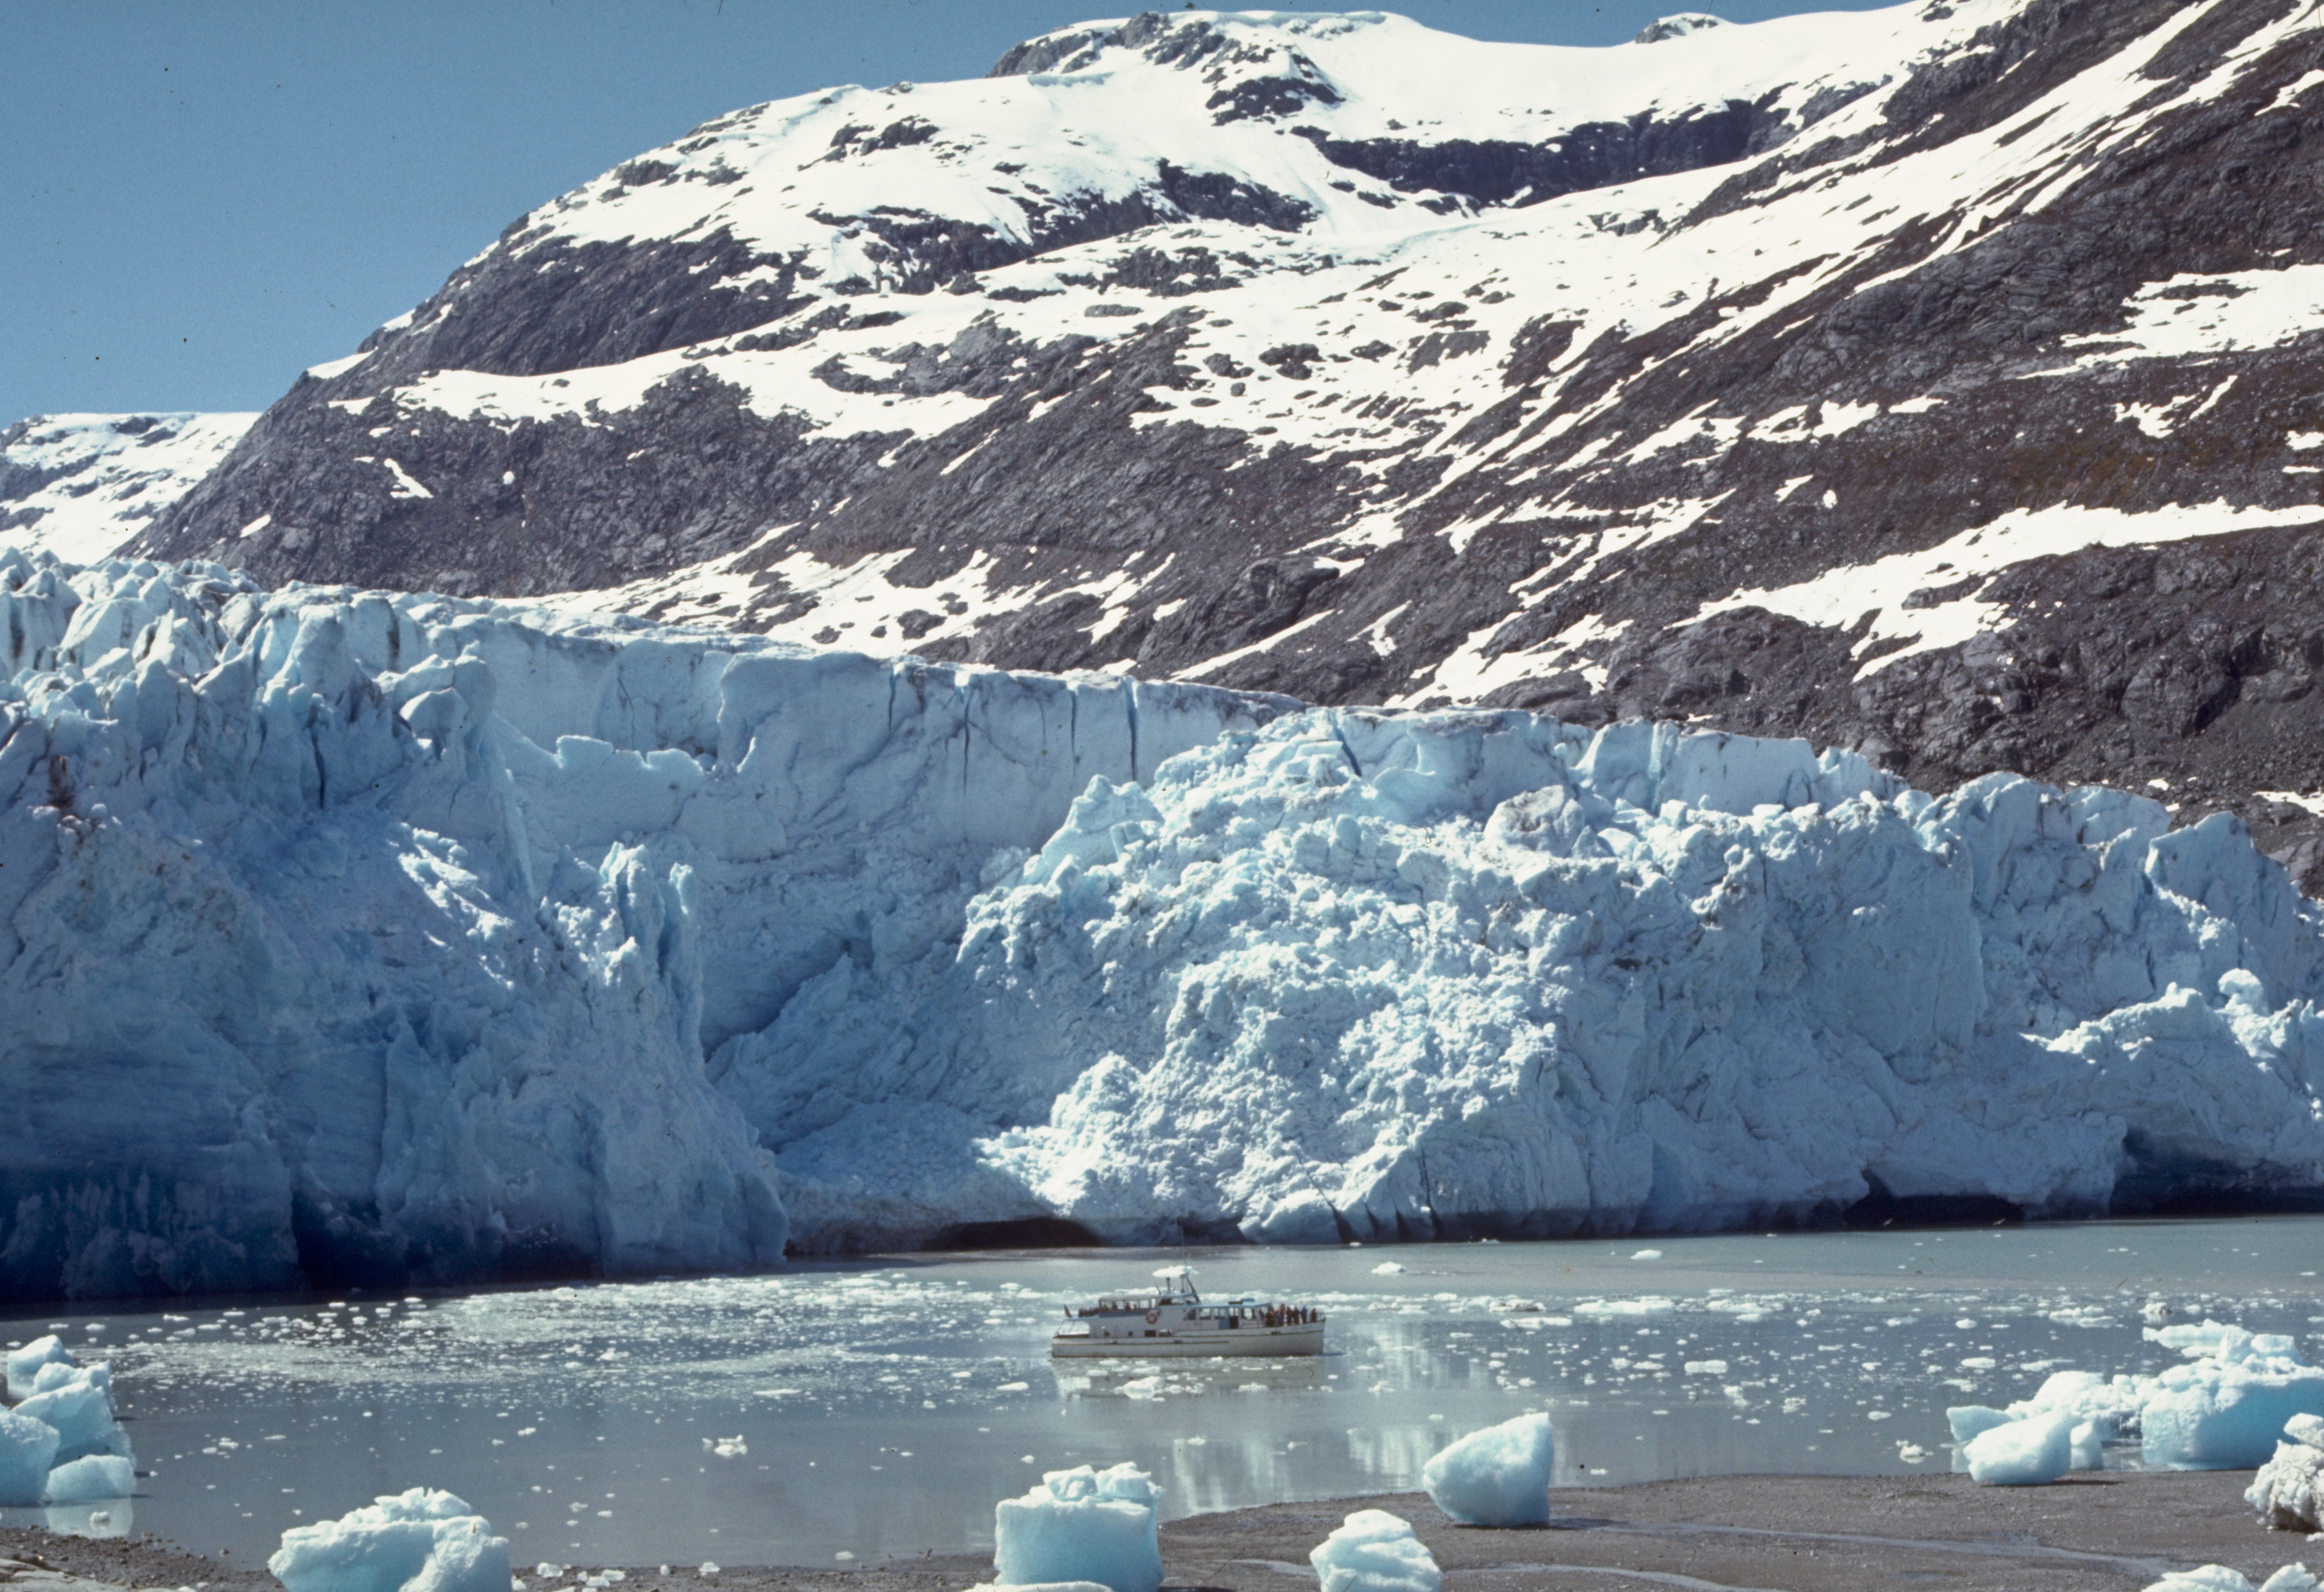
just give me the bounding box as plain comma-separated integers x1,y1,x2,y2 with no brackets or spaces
1050,1268,1325,1359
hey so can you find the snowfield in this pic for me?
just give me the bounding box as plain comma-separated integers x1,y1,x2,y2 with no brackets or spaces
3,550,2323,1297
1,414,256,565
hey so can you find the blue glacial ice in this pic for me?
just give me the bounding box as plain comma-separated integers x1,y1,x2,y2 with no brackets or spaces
1963,1413,2072,1485
269,1488,512,1592
1418,1412,1556,1526
2142,1323,2324,1469
0,1408,60,1506
1309,1509,1441,1592
5,1335,74,1399
5,550,2324,1296
2249,1414,2324,1531
992,1463,1162,1592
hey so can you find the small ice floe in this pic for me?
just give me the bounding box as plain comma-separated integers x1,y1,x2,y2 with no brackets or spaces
1309,1509,1441,1592
5,1335,76,1399
2144,1322,2324,1469
1574,1297,1674,1318
1964,1414,2073,1486
2248,1413,2324,1532
1370,1263,1406,1276
993,1463,1162,1592
2,1348,137,1507
1630,1250,1663,1260
1490,1299,1544,1314
0,1410,60,1506
2139,1566,2319,1591
43,1454,136,1503
1420,1413,1555,1527
17,1361,133,1464
695,1565,718,1578
702,1436,747,1458
270,1488,511,1592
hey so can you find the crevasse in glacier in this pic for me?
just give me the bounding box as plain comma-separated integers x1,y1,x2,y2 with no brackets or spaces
3,550,2322,1297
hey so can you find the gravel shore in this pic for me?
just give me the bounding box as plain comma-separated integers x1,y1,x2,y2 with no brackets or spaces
3,1469,2306,1592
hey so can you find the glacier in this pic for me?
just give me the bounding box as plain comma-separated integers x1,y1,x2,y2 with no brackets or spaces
3,550,2324,1298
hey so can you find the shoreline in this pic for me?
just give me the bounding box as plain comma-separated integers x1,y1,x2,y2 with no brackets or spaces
5,1469,2306,1592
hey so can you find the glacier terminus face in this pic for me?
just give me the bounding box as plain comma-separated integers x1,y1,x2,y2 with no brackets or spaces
2,549,2322,1298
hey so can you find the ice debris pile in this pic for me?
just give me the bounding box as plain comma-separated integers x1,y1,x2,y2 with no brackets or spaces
1309,1510,1442,1592
2250,1414,2324,1532
270,1488,512,1592
2141,1566,2318,1592
0,1335,135,1505
6,553,2324,1294
1420,1412,1556,1526
992,1463,1162,1592
1948,1321,2324,1480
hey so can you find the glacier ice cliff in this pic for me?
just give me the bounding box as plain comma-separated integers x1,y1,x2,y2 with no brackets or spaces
2,551,2322,1298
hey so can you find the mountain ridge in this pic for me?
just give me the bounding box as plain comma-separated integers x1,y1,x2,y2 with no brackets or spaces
31,0,2324,888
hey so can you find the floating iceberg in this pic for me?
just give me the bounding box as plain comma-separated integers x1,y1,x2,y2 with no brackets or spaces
1964,1414,2072,1485
2006,1369,2149,1444
6,553,2324,1295
2143,1324,2324,1470
0,1408,60,1506
5,1335,73,1399
1309,1510,1442,1592
1419,1412,1556,1526
1946,1406,2013,1443
2248,1414,2324,1531
41,1453,134,1504
269,1488,512,1592
14,1363,131,1463
992,1463,1162,1592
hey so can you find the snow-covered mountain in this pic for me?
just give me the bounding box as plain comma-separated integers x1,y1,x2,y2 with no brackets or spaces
114,0,2324,886
4,550,2319,1297
2,414,255,563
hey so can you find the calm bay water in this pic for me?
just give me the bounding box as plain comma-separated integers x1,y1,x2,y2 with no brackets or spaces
4,1216,2320,1568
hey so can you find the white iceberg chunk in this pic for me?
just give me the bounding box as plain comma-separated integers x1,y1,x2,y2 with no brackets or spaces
1308,1509,1442,1592
2143,1322,2324,1470
270,1488,512,1592
2140,1568,2320,1592
1420,1412,1556,1526
14,1363,130,1462
992,1463,1162,1592
1945,1405,2013,1443
2006,1369,2148,1442
6,1335,74,1399
2070,1419,2104,1471
1964,1414,2072,1485
0,1409,61,1506
42,1453,134,1504
2248,1413,2324,1532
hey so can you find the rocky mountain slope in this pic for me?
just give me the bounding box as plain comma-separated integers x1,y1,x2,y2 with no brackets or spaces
110,0,2324,884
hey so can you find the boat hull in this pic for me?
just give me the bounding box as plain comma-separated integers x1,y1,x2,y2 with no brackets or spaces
1050,1323,1326,1359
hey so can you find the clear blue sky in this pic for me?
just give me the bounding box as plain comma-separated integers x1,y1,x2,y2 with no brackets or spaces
2,1,1892,426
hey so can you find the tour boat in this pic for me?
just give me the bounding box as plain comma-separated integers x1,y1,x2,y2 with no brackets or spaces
1050,1269,1325,1358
